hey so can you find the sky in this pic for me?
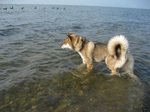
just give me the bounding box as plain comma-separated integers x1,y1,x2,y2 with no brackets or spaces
1,0,150,9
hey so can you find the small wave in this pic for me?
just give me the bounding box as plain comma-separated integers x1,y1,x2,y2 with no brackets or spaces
0,28,21,36
72,25,82,29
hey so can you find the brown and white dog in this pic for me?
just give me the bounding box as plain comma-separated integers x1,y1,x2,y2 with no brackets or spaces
61,33,134,75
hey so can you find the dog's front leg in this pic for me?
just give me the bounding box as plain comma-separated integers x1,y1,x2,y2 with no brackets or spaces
86,55,93,70
86,41,94,70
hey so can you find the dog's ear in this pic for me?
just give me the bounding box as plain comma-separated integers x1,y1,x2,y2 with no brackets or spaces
67,33,72,37
67,33,74,42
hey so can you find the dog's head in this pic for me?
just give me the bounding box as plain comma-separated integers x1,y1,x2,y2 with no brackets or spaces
61,33,85,52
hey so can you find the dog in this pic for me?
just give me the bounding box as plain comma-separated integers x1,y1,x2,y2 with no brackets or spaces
61,33,134,75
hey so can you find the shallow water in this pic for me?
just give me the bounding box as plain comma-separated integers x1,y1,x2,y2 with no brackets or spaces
0,5,150,112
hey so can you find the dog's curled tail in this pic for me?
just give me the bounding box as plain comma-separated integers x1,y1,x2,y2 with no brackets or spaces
107,35,129,61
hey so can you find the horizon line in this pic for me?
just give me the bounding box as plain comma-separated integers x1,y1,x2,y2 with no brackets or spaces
0,3,150,10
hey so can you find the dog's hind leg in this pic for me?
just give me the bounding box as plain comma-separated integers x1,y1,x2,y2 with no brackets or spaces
105,56,119,75
110,68,121,76
122,54,134,74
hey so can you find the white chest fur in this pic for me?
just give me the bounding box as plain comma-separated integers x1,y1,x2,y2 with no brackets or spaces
78,52,86,64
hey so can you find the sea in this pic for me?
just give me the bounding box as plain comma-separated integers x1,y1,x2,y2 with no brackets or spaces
0,4,150,112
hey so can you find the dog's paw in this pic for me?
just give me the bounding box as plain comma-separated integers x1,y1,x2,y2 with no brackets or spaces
87,64,93,70
109,72,121,76
116,73,121,77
